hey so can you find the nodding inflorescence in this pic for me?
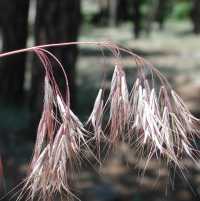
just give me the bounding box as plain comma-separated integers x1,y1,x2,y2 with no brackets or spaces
0,41,200,200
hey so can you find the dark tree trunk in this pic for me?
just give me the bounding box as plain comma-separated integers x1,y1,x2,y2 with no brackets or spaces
155,0,172,30
30,0,81,130
91,0,109,25
133,0,142,39
191,0,200,34
0,0,29,106
117,0,129,22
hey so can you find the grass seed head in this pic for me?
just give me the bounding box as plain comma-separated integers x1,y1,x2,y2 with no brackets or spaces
2,42,199,200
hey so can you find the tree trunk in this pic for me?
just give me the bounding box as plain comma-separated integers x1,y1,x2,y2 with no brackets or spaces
0,0,29,106
109,0,118,26
117,0,129,22
155,0,172,30
133,0,142,39
191,0,200,34
30,0,81,129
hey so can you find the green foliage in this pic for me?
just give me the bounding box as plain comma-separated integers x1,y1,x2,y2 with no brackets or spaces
171,1,192,20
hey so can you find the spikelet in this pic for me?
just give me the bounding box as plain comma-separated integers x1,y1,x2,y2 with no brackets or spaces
87,88,104,158
107,64,130,145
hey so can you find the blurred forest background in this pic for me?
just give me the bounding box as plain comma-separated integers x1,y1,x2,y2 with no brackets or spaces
1,0,200,200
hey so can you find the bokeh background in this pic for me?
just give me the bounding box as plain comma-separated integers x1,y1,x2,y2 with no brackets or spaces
0,0,200,200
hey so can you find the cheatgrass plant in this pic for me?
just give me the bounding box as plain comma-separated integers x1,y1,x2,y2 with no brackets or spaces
0,41,200,200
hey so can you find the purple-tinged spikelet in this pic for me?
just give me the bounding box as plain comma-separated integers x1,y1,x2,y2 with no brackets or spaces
87,88,104,158
107,64,130,145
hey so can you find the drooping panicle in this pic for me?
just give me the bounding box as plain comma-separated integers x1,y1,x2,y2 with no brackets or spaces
4,42,199,201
